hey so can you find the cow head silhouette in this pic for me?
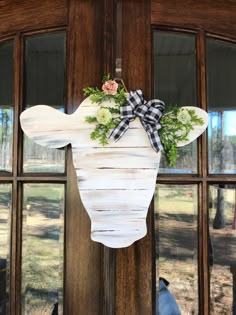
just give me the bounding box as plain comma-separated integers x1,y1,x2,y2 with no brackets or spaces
20,96,208,248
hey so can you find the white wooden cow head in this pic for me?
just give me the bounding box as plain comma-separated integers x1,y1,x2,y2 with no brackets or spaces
20,96,208,248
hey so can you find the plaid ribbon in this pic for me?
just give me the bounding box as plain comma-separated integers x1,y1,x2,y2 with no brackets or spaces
110,89,165,152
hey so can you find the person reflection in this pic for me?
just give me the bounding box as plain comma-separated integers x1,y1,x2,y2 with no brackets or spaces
157,277,181,315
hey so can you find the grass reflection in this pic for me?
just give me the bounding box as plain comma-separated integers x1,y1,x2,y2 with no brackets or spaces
155,185,198,315
0,184,11,315
22,184,64,315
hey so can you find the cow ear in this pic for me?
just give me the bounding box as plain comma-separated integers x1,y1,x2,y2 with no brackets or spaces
176,106,208,147
20,105,71,148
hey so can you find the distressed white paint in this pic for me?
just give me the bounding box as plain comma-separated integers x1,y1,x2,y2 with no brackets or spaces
20,97,208,248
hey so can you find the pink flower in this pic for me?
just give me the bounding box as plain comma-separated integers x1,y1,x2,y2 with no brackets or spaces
102,80,118,95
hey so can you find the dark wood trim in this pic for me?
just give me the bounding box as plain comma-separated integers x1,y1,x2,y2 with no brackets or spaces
13,34,21,178
196,31,209,315
198,183,204,315
20,26,67,38
15,183,23,315
206,33,236,45
151,0,236,39
115,1,154,314
152,24,197,34
196,32,204,177
150,197,157,315
102,247,115,315
64,1,104,314
0,0,67,36
197,32,208,177
101,1,116,314
10,181,17,315
157,176,236,183
0,35,15,44
17,34,24,177
103,0,115,75
10,34,21,315
200,181,210,315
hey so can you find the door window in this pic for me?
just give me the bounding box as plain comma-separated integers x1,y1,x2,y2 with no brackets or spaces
154,30,236,314
153,31,197,173
0,30,66,315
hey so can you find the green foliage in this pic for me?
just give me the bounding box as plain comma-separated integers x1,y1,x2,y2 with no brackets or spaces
83,86,127,107
87,117,121,145
159,107,204,166
83,74,127,108
84,75,126,145
84,75,205,166
85,116,97,123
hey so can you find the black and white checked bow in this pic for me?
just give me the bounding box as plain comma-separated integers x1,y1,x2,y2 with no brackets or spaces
110,89,165,152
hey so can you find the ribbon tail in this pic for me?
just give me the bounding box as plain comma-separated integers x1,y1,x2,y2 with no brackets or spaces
147,130,163,152
109,119,130,142
141,120,163,152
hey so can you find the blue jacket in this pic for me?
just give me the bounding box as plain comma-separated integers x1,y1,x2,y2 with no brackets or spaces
156,279,181,315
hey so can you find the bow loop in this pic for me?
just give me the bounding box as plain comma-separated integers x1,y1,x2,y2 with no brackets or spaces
144,100,164,123
110,90,165,152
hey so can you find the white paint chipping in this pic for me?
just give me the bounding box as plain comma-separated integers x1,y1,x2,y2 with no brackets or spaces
20,97,208,248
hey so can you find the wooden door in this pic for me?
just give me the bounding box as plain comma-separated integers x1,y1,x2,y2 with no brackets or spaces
0,1,108,314
0,1,236,315
114,1,236,315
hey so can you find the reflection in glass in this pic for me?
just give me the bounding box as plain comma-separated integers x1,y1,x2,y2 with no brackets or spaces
155,184,198,314
0,42,14,172
207,39,236,174
209,184,236,314
23,32,66,173
0,184,12,314
153,31,197,173
21,184,64,314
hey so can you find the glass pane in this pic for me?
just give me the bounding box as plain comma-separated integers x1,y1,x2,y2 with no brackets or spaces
23,32,66,173
207,39,236,174
209,184,236,314
0,184,12,314
22,184,64,314
155,184,198,314
153,31,197,173
0,42,14,173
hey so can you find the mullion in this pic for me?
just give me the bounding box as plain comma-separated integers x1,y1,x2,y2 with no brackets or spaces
10,33,22,315
197,31,210,315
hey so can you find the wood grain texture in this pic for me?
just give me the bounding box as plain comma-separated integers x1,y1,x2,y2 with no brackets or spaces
0,0,67,35
115,0,154,314
65,1,104,314
151,0,236,38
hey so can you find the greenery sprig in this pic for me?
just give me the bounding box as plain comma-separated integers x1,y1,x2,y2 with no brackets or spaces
159,107,204,166
83,74,127,145
83,75,204,166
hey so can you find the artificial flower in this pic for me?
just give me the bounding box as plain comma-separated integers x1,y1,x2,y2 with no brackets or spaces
96,108,112,125
102,80,118,95
101,99,118,109
177,109,191,124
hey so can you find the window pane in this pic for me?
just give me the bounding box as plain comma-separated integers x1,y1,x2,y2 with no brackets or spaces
21,184,64,314
0,184,12,314
155,184,198,314
0,42,14,173
209,184,236,314
153,31,197,173
23,32,66,173
207,39,236,174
